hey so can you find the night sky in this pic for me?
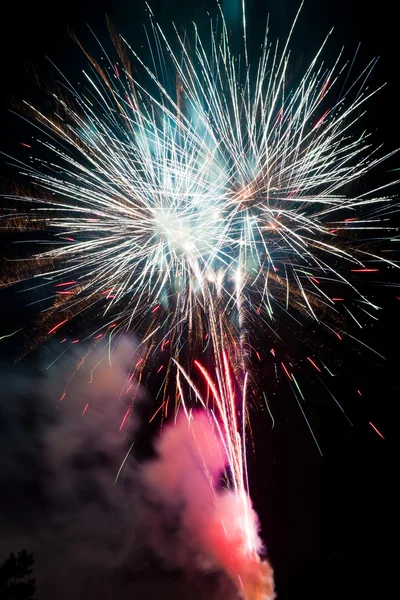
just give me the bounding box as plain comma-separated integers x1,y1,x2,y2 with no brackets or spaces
0,1,398,599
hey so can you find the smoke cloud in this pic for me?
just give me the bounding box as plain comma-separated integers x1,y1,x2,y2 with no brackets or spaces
142,411,274,599
0,336,274,599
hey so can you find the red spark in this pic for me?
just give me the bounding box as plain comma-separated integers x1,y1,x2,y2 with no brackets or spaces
319,75,331,100
59,392,66,403
313,109,330,129
55,281,76,287
82,403,89,416
94,334,103,339
71,339,80,344
135,358,143,367
65,237,75,241
344,217,358,222
281,362,292,380
151,305,160,313
48,318,68,335
270,348,276,357
310,277,320,284
350,269,379,273
60,338,67,343
357,389,362,396
114,64,120,78
332,298,344,301
149,402,164,424
125,383,133,394
307,356,322,372
156,365,164,374
20,142,32,148
369,422,385,440
336,332,342,340
119,406,131,431
256,351,261,361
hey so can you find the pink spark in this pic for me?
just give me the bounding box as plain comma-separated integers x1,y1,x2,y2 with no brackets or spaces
351,269,379,273
357,389,362,396
151,305,160,313
82,403,89,416
71,339,80,344
281,362,292,380
48,318,68,335
55,281,76,287
60,338,67,343
319,75,331,100
369,422,386,440
307,356,322,372
94,334,103,339
149,402,164,424
114,63,120,78
313,109,330,129
310,277,320,284
119,406,131,431
59,392,66,403
20,142,31,148
156,365,164,373
270,348,276,357
126,95,134,109
332,298,344,301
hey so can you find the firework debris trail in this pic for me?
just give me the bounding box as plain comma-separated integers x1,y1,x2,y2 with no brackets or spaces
1,0,398,597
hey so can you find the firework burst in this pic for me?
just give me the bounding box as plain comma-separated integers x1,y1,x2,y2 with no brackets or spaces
1,3,398,598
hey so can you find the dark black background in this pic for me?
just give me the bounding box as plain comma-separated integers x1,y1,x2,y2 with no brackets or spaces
0,1,398,599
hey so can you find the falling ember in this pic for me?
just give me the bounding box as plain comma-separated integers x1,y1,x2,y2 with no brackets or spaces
368,422,386,440
281,362,292,380
306,357,322,372
119,406,131,431
81,403,89,415
47,319,69,335
350,269,379,273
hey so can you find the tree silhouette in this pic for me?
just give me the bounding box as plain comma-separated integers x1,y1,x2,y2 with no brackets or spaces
0,550,36,600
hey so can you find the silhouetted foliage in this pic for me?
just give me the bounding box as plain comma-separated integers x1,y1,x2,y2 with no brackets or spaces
0,550,36,600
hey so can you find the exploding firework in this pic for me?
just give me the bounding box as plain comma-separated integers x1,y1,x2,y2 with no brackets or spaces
1,2,398,598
